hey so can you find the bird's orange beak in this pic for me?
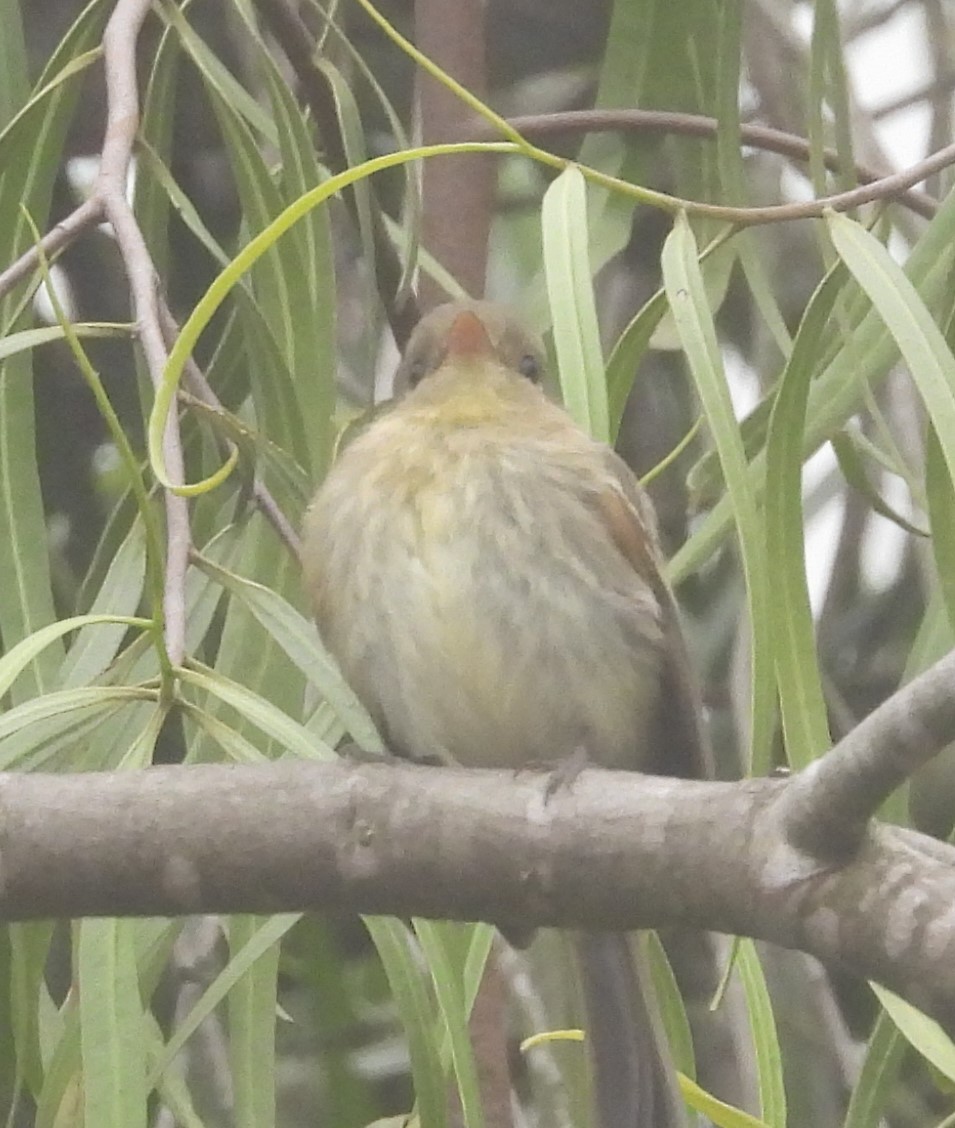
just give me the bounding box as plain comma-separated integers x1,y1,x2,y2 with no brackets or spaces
445,309,493,360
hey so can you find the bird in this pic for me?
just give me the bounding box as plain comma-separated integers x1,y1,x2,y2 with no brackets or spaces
302,298,710,1127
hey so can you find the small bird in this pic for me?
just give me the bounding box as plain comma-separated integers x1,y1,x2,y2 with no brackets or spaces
302,299,708,1127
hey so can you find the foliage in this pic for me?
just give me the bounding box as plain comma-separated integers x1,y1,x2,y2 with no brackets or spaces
1,0,955,1124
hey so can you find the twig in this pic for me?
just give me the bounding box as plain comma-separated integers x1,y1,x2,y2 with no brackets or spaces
498,110,939,221
100,0,189,665
873,70,955,122
0,197,102,298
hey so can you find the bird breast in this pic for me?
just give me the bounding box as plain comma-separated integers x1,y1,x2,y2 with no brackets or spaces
303,415,664,771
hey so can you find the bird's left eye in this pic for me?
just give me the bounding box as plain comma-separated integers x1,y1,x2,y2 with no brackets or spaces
518,353,540,382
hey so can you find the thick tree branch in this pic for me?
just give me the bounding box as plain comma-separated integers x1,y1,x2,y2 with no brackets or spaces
779,646,955,858
2,759,955,1033
416,0,493,305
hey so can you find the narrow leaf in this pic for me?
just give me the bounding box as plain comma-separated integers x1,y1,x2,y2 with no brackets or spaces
541,166,609,439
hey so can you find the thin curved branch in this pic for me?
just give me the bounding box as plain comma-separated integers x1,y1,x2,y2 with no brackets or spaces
496,109,939,221
100,0,189,665
0,196,103,297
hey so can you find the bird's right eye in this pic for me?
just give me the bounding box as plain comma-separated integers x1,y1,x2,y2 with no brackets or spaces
407,358,428,387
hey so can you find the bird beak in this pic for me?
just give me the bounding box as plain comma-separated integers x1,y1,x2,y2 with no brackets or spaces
445,309,494,360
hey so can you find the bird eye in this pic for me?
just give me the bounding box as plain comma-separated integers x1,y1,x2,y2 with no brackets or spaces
407,359,428,387
518,353,541,382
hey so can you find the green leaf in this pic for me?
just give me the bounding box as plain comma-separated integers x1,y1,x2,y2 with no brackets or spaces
871,983,955,1085
9,921,54,1097
605,290,669,438
0,322,130,362
680,1074,770,1128
156,0,276,143
262,54,337,476
364,917,447,1128
193,552,383,753
926,425,955,631
144,1013,205,1128
713,0,790,359
188,520,307,763
0,614,149,701
735,941,786,1128
842,1011,905,1128
78,920,147,1128
831,429,927,538
414,920,486,1128
0,47,101,170
646,932,695,1080
229,916,279,1128
573,0,657,273
148,915,299,1088
673,193,955,584
180,703,269,764
661,213,775,773
460,924,495,1016
0,0,112,703
58,523,149,689
649,246,737,353
541,166,609,440
135,139,232,270
178,663,334,761
764,264,845,768
0,0,27,123
0,687,157,769
827,211,955,504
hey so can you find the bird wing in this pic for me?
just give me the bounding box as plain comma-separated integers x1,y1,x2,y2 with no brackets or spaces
600,452,712,782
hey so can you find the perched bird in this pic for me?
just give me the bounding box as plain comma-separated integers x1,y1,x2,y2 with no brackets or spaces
302,299,709,1127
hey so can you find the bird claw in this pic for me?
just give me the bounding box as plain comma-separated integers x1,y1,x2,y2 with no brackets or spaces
543,745,590,802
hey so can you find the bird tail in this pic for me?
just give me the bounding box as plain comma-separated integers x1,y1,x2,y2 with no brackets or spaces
576,931,686,1128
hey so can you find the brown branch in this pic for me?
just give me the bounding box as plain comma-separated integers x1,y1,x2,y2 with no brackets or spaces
846,0,918,39
1,759,954,1034
495,110,939,222
100,0,190,665
0,197,103,297
779,646,955,859
873,69,955,122
416,0,493,305
499,117,955,227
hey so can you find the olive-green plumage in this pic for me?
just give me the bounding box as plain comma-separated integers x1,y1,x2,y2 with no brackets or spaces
303,299,708,1127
